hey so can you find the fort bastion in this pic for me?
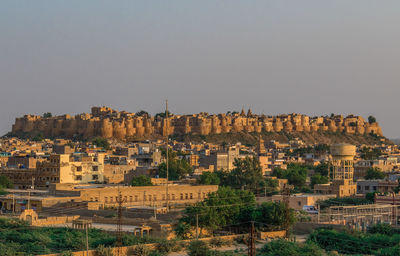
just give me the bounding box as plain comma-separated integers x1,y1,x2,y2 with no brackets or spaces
11,107,383,140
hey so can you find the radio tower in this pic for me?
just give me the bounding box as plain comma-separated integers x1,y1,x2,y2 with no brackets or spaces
116,189,126,256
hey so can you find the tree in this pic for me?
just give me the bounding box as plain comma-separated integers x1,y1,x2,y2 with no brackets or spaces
224,157,263,191
310,173,329,187
238,201,296,231
158,149,192,180
0,175,13,189
365,167,385,180
360,147,382,160
43,112,52,118
92,138,110,150
131,175,153,186
199,171,220,185
178,187,255,233
154,111,172,119
314,163,329,177
187,240,210,256
136,110,149,117
368,115,377,124
272,164,307,187
259,240,325,256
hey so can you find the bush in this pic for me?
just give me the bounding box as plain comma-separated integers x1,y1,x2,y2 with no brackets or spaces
130,244,150,256
155,240,180,254
60,251,73,256
187,240,210,256
95,245,114,256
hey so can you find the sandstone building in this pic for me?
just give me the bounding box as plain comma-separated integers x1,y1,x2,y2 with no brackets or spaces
11,107,383,141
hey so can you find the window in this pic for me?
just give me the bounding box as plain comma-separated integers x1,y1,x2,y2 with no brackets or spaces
185,193,188,199
92,175,98,180
190,193,193,199
298,201,301,206
373,186,377,191
135,195,138,202
105,197,108,203
149,195,152,201
172,194,175,200
93,166,99,172
95,197,98,202
180,193,183,200
365,186,370,191
75,175,82,181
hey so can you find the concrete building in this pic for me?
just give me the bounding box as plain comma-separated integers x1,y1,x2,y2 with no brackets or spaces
35,153,105,188
314,143,357,197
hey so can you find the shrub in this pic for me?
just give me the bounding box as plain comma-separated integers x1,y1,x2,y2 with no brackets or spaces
96,245,114,256
155,240,180,254
187,240,210,256
130,244,150,256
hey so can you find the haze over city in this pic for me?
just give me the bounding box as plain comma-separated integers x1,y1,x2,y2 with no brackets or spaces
1,1,400,137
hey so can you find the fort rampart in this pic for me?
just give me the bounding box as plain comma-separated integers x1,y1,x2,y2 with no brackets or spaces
12,107,383,140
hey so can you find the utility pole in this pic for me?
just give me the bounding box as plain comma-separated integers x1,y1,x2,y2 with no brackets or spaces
116,189,126,256
247,221,256,256
283,184,293,239
85,224,89,256
196,214,199,240
165,100,169,211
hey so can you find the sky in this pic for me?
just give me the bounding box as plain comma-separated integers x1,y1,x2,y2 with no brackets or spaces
1,1,399,137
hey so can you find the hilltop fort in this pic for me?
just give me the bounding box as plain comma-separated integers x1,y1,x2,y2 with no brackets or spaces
10,107,383,142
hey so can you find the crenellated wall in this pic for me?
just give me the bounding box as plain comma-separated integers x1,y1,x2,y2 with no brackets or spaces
11,107,383,140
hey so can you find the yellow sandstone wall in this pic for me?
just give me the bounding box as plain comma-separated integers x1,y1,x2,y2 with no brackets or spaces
12,108,384,140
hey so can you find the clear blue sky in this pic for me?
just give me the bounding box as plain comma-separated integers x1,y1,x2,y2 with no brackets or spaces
1,1,400,137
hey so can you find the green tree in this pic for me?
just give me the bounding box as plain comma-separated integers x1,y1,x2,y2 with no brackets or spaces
310,173,329,187
224,157,263,191
365,167,386,180
43,112,52,118
158,150,192,180
187,240,210,256
199,171,220,185
154,111,172,119
131,175,153,186
136,110,149,117
238,201,296,231
272,164,307,187
360,147,382,160
92,137,110,150
0,175,13,188
178,187,255,233
368,115,377,124
259,240,325,256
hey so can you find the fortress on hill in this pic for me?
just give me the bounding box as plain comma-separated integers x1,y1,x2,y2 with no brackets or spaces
11,107,383,140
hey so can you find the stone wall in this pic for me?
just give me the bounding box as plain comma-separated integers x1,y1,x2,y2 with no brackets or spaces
12,107,383,141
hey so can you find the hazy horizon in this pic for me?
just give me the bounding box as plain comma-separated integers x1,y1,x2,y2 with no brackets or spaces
1,1,400,137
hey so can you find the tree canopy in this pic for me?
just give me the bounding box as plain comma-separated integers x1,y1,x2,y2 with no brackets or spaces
43,112,52,118
310,173,329,187
222,157,263,191
359,147,382,160
365,167,386,180
131,175,153,186
272,163,308,188
158,149,193,180
199,171,220,185
368,115,377,124
92,137,110,150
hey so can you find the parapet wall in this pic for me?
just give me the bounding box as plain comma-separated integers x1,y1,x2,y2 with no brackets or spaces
11,107,383,140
